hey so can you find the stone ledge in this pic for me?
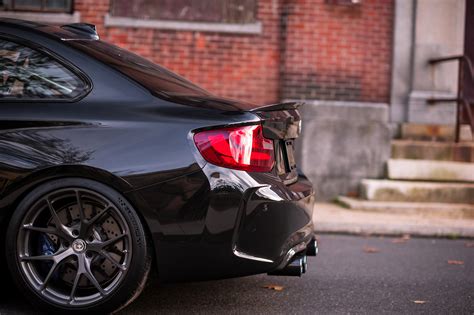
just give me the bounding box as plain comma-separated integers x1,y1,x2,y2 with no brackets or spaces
391,140,474,162
314,202,474,238
401,123,455,141
388,159,474,182
361,179,474,203
337,196,474,220
0,11,80,24
292,100,389,122
104,14,262,35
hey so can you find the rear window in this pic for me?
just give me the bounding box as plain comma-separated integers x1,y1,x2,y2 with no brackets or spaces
69,40,212,99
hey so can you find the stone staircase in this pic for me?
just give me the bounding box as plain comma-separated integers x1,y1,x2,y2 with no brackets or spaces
338,123,474,216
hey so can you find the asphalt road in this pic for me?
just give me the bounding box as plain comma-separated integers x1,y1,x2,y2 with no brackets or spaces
1,234,473,314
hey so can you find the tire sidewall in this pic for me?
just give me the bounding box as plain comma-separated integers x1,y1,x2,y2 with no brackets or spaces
5,177,151,314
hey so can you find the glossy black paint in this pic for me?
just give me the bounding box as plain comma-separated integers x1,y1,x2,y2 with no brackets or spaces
0,20,315,281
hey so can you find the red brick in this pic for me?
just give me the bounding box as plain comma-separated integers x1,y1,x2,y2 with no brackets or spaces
75,0,393,104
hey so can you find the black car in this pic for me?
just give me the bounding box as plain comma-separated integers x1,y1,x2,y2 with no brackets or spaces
0,19,317,313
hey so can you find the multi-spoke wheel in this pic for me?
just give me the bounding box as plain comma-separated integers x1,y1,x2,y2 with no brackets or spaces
6,178,152,314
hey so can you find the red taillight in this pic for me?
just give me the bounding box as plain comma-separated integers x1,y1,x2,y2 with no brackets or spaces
194,124,275,172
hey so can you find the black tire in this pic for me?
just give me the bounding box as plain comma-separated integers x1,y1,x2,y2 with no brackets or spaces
6,178,152,314
0,217,16,301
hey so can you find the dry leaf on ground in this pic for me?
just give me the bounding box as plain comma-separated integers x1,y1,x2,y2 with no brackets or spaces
363,246,380,253
465,242,474,248
392,238,407,244
447,260,464,265
413,300,427,304
263,284,284,291
391,234,411,244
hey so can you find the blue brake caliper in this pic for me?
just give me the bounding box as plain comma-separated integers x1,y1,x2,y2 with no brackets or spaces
38,233,58,278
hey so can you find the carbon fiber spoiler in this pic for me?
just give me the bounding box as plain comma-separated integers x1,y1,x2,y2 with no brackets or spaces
249,101,304,112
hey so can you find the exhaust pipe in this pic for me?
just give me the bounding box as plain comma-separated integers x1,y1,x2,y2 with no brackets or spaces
301,255,308,273
268,255,307,277
267,239,316,277
306,238,318,256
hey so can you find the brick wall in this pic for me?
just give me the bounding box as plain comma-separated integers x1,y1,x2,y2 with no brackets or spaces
281,0,394,102
75,0,393,105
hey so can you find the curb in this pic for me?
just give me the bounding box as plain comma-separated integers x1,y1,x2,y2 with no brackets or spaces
315,222,474,239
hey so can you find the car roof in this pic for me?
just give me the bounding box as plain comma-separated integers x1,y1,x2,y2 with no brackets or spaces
0,18,99,41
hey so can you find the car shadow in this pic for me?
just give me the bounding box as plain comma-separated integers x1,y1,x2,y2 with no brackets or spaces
117,274,281,314
0,273,280,314
0,281,41,315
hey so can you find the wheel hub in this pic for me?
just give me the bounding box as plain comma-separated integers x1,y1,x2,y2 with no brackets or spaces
72,239,87,253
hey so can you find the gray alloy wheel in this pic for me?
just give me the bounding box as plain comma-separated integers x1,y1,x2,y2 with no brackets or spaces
6,178,151,313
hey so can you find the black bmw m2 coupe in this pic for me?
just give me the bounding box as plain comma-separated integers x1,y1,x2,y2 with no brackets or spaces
0,19,317,313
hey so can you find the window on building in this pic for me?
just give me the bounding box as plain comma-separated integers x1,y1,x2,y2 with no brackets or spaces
0,0,73,13
110,0,257,24
0,38,87,100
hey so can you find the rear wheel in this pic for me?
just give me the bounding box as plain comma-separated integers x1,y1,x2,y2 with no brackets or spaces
6,178,152,314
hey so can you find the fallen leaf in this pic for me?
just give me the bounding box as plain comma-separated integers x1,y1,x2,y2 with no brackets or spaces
363,246,380,253
465,242,474,248
392,238,407,244
413,300,427,304
346,191,358,198
447,260,464,265
391,234,410,244
263,284,284,291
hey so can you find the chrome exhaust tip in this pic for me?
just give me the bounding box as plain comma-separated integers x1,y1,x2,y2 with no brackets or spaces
268,255,306,277
306,238,318,256
301,255,308,274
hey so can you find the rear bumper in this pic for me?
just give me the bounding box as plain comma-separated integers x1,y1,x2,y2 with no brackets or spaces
233,177,315,269
130,163,315,281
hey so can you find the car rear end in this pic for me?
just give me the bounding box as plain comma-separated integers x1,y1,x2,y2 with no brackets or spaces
62,37,316,280
191,102,316,278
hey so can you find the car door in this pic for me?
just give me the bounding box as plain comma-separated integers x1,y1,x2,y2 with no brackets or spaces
0,35,91,195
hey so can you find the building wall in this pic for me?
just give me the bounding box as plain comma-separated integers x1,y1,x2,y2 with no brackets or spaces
407,0,465,125
76,0,282,105
75,0,393,105
281,0,394,102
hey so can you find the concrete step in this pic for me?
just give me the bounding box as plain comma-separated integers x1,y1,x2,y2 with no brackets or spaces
391,140,474,162
387,159,474,182
360,179,474,203
337,196,474,220
315,202,474,238
400,123,473,142
460,124,473,142
401,123,455,141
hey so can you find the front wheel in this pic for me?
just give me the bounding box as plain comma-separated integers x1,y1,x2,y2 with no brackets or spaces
6,178,152,314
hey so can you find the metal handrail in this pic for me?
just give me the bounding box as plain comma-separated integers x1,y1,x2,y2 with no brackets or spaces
429,55,474,80
428,55,474,142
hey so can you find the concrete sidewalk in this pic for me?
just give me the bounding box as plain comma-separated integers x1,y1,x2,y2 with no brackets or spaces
313,202,474,238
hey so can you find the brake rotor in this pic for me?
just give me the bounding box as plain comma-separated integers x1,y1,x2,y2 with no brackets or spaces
43,202,125,287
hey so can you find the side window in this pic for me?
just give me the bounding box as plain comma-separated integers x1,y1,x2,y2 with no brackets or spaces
0,38,87,100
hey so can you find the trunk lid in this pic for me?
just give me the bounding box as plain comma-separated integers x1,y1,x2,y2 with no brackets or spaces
251,102,303,184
